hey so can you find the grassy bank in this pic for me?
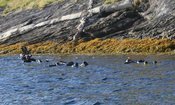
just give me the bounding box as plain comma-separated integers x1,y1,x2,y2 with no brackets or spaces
0,0,63,14
0,38,175,55
0,0,142,14
0,0,114,13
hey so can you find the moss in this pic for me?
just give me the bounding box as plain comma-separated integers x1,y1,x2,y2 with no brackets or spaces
0,38,175,55
104,0,121,4
0,0,9,7
132,0,144,7
0,0,63,14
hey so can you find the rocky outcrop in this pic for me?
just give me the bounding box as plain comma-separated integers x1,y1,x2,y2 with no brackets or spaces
0,0,175,45
132,0,175,39
85,0,175,39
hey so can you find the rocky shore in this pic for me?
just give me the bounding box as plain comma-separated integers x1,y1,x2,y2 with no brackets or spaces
0,38,175,55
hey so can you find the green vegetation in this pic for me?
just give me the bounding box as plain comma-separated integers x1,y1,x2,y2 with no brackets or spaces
0,38,175,55
104,0,121,4
0,0,9,7
0,0,143,13
0,0,63,14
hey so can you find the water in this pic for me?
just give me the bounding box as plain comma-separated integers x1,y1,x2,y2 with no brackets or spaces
0,55,175,105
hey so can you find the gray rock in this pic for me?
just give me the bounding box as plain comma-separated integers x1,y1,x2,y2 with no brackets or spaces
0,0,175,45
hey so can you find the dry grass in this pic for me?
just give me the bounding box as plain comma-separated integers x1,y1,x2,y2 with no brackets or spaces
0,38,175,55
104,0,121,4
0,0,63,14
0,0,144,14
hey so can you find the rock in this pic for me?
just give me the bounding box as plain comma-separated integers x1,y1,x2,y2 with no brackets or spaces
86,10,142,38
0,0,175,45
0,50,8,54
0,8,3,13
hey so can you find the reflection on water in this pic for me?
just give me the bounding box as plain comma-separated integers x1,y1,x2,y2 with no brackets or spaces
0,55,175,105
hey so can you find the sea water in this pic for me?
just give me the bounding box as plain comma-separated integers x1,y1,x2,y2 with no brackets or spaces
0,55,175,105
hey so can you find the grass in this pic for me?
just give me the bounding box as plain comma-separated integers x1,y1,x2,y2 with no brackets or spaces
0,0,63,14
0,38,175,55
0,0,143,14
104,0,121,4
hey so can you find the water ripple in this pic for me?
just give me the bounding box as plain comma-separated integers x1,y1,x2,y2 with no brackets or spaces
0,55,175,104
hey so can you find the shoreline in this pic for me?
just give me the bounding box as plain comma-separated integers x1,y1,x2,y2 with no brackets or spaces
0,38,175,56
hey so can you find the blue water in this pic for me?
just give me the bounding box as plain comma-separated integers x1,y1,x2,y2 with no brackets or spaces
0,55,175,105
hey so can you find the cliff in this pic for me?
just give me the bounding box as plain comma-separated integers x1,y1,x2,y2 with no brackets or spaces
0,0,175,54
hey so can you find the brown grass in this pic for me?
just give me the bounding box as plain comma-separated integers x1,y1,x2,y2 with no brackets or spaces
0,38,175,55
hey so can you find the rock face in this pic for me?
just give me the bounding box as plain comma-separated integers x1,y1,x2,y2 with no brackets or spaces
0,0,175,45
132,0,175,39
